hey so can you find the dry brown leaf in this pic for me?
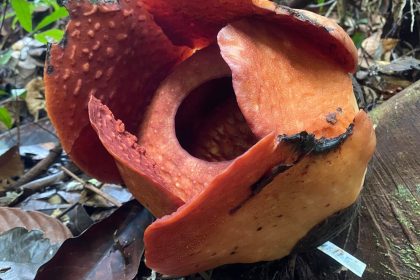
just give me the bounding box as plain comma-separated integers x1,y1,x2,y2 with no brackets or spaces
25,78,45,121
358,32,399,68
35,201,153,280
0,207,72,244
0,146,24,189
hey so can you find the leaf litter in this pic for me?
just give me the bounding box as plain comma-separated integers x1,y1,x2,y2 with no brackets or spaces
0,227,59,280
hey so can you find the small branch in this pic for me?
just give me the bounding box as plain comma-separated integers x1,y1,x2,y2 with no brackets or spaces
0,1,9,40
8,144,62,190
60,166,122,207
8,171,66,206
325,1,337,17
308,0,336,9
55,202,79,220
6,163,80,206
20,171,65,192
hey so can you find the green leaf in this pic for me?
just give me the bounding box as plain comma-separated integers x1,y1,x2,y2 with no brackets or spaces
40,0,61,10
316,0,325,13
0,107,13,129
34,7,69,31
10,0,33,32
34,28,64,44
352,32,365,49
0,50,13,65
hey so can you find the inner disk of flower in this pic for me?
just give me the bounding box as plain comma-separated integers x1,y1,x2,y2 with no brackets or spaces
175,77,257,162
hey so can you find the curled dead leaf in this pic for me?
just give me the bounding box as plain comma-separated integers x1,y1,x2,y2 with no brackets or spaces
0,146,23,184
35,200,153,280
0,207,72,244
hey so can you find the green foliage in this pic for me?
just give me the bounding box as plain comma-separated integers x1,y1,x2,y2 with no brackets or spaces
34,28,64,43
316,0,325,13
0,107,13,129
34,6,68,31
10,0,32,32
0,50,13,65
7,0,69,44
351,31,365,48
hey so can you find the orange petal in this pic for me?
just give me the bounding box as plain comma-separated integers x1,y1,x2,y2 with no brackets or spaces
137,46,232,202
89,46,257,213
88,96,183,217
45,0,190,182
138,45,259,202
144,111,375,275
253,1,358,72
218,17,357,139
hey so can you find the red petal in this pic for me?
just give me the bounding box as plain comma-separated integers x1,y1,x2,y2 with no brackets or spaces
143,0,356,71
45,0,190,182
142,0,255,48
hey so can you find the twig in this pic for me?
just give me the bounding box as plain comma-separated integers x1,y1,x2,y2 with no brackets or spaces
409,0,415,32
325,1,337,17
60,166,122,207
13,99,21,148
56,202,79,220
19,171,66,192
8,144,62,189
7,171,66,206
308,0,336,8
0,1,8,38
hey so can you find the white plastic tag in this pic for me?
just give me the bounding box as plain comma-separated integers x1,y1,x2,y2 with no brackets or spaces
317,241,367,277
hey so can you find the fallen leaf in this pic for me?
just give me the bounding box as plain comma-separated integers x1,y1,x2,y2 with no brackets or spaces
0,118,57,152
19,142,56,161
101,184,133,204
0,207,72,244
83,184,133,208
358,32,400,68
57,190,81,204
0,192,22,207
377,57,420,75
35,200,153,280
0,227,59,280
0,146,23,179
65,204,94,236
0,146,23,189
25,78,45,121
18,197,71,213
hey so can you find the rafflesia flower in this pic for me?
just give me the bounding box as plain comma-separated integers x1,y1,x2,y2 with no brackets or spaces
45,0,376,276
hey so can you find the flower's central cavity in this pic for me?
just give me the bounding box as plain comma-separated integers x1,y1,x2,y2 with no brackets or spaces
175,77,257,162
